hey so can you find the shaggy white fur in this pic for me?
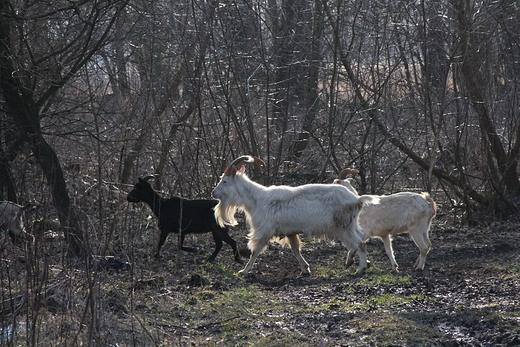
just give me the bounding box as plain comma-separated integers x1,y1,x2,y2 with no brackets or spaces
212,156,377,276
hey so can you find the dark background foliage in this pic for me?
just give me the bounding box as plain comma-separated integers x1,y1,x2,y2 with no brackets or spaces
0,0,519,345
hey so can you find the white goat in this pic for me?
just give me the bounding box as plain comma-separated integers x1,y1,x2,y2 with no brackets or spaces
0,201,33,243
334,169,437,272
212,156,377,276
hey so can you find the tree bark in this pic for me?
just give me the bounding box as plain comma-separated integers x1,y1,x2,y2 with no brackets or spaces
119,0,219,184
452,0,520,195
0,0,128,256
322,0,490,207
0,69,85,256
289,0,324,161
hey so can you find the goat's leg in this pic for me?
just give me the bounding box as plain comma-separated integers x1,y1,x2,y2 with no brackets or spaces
380,234,399,272
179,232,196,252
410,231,431,270
218,230,242,262
206,231,224,262
345,247,371,270
155,230,169,258
286,234,311,275
239,238,269,275
354,241,368,276
345,249,357,268
341,228,360,267
341,227,368,276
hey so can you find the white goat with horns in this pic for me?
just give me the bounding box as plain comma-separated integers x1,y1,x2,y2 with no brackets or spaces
212,156,378,276
334,169,437,271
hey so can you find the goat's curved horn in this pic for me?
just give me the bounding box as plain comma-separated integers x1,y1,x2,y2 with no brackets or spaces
336,168,359,180
224,156,265,175
142,175,155,182
252,156,266,167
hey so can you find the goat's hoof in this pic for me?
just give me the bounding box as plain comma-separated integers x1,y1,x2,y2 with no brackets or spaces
300,270,311,277
239,248,251,257
345,259,355,268
239,272,256,280
353,269,367,278
181,247,196,253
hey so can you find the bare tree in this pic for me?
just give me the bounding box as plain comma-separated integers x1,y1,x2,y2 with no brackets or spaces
288,0,325,161
452,0,520,197
2,0,519,239
321,0,519,213
0,0,128,256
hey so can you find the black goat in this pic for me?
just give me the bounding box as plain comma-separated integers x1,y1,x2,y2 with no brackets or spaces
126,176,241,262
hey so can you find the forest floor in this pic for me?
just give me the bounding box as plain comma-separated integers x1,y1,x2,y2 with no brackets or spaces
2,210,520,346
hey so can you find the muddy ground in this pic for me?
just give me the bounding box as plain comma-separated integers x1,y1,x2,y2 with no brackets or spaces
107,211,520,347
1,211,519,346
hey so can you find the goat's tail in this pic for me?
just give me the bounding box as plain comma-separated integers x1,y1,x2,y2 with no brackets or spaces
269,235,290,248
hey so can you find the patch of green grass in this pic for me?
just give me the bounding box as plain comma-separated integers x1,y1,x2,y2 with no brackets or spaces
349,311,446,346
332,292,430,312
504,263,520,282
200,261,240,279
181,285,311,346
249,334,309,347
313,263,351,278
358,270,413,286
215,285,258,304
370,292,427,307
219,318,254,341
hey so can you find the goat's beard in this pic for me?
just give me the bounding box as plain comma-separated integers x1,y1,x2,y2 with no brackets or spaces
214,200,242,227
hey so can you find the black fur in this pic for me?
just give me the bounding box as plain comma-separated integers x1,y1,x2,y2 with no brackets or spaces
127,177,241,262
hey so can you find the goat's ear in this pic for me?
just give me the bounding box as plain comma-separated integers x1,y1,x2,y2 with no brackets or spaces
224,165,236,176
224,164,244,176
142,175,154,182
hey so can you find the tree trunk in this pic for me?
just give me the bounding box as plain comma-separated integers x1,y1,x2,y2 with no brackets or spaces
30,136,84,256
0,1,84,256
119,0,219,184
289,0,324,161
452,0,520,195
322,0,491,208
